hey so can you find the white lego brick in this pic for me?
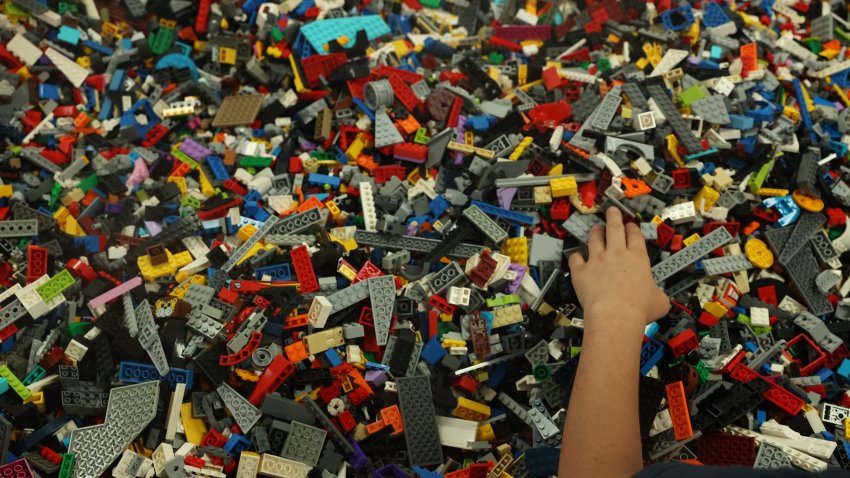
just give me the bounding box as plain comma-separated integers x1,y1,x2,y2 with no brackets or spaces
45,47,90,87
165,383,186,440
750,307,770,327
7,34,43,66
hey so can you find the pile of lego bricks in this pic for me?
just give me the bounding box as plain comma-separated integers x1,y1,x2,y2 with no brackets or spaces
0,0,850,476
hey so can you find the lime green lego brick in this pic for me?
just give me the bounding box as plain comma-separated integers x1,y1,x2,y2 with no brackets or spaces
239,155,273,168
36,269,74,302
0,365,31,400
414,128,430,144
748,159,774,192
678,84,706,106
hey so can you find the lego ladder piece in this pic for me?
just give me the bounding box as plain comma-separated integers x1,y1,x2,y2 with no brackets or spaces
651,226,734,282
368,275,395,346
397,376,443,466
135,300,170,376
67,381,159,478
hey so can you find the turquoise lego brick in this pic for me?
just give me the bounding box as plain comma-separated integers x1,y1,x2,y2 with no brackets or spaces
300,15,390,54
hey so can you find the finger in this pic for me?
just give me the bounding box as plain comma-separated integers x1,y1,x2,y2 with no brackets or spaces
605,207,626,251
625,222,647,253
587,224,605,258
568,251,585,271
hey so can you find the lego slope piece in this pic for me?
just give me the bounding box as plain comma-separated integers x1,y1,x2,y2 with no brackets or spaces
67,382,159,478
368,275,395,345
397,376,443,466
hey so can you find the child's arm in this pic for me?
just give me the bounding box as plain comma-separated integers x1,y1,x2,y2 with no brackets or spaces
558,207,671,478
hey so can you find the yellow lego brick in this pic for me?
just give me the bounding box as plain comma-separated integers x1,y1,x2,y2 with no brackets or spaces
548,164,563,176
453,397,491,421
198,169,215,197
703,301,729,319
442,339,466,348
234,242,264,266
477,423,496,442
237,224,259,243
337,261,358,282
682,233,701,247
745,238,774,269
501,237,528,266
754,188,789,197
666,135,683,166
509,137,533,161
325,200,341,218
346,137,367,161
694,185,720,211
180,402,207,445
219,48,237,66
549,177,578,197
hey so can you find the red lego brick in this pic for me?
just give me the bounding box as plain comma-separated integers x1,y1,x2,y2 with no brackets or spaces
291,245,319,294
393,142,427,163
302,53,348,88
354,261,382,282
372,165,407,184
698,432,756,466
387,75,421,112
26,245,47,284
667,329,699,358
248,355,294,405
195,0,210,33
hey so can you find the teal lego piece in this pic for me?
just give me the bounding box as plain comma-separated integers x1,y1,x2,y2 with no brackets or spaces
300,15,390,54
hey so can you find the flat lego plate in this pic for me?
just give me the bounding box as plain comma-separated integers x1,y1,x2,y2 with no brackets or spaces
211,94,265,127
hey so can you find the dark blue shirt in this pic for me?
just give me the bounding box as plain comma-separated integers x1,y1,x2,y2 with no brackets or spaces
634,463,850,477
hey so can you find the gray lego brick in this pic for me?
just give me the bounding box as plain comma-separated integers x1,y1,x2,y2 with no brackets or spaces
354,230,483,259
427,262,465,295
651,226,734,282
0,220,38,238
0,299,28,331
701,255,753,276
135,300,170,376
563,213,605,244
589,86,623,131
523,340,549,365
765,227,834,316
67,381,160,478
217,383,261,432
754,442,792,469
645,84,703,153
777,212,826,265
621,83,648,109
793,312,842,353
690,95,730,124
397,376,443,466
220,216,281,272
368,275,396,346
463,205,508,245
281,421,327,466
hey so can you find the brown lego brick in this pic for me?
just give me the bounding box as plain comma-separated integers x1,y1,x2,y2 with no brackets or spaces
211,94,265,127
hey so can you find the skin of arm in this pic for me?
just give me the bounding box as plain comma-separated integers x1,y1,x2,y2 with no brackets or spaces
558,207,671,478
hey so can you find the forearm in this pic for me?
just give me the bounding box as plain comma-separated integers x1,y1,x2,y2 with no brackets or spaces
558,309,646,478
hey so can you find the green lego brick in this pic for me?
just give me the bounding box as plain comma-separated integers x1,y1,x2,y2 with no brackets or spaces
748,159,774,192
58,453,75,478
678,84,706,106
239,155,273,168
36,269,75,302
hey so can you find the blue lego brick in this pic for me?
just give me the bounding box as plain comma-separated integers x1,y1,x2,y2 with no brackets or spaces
412,466,444,478
254,263,293,281
837,359,850,384
206,155,230,181
465,115,496,131
155,53,200,81
38,84,59,100
428,195,449,217
816,367,834,383
703,2,730,28
299,15,391,54
351,97,375,121
325,349,342,367
728,114,754,130
740,135,757,155
484,362,508,388
755,410,767,429
469,201,534,225
792,79,817,143
0,339,12,354
829,139,848,156
72,236,102,253
224,433,252,454
118,362,194,389
831,69,850,88
421,335,447,365
661,5,694,31
244,190,263,203
82,39,114,55
640,339,664,376
308,173,341,188
334,146,348,164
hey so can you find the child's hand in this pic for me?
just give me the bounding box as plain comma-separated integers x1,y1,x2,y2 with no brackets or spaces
568,207,670,326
